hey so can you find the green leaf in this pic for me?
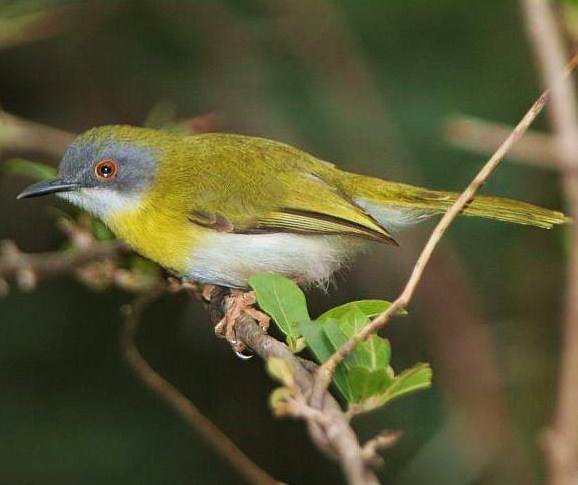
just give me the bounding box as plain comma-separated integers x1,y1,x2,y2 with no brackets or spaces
300,310,394,403
321,319,354,363
318,299,404,322
358,335,391,371
4,158,57,181
385,363,432,402
302,303,427,408
328,307,392,371
298,319,354,401
351,363,432,414
298,319,334,363
347,366,393,402
250,274,431,411
336,306,369,336
249,273,310,346
319,320,359,399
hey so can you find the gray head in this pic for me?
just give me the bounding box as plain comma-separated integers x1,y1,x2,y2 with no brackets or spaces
17,125,166,219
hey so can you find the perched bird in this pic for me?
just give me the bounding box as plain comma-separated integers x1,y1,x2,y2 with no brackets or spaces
18,125,568,289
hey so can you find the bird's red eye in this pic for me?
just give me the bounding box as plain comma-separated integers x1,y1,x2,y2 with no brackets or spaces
93,159,118,181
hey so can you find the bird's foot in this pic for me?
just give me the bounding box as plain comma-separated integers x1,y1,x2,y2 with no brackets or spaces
244,306,271,333
214,290,270,358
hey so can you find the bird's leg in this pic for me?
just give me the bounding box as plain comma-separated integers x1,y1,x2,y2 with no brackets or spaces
213,290,270,355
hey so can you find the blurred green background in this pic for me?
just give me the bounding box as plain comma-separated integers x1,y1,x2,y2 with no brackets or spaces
0,1,568,484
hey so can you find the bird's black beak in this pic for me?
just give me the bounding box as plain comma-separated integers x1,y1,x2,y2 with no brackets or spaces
17,179,79,199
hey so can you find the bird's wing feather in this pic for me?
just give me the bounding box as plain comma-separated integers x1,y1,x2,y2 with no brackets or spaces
181,133,397,244
188,183,397,244
240,208,396,243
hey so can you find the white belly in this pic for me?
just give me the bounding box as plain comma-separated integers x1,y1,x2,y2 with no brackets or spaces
184,232,365,288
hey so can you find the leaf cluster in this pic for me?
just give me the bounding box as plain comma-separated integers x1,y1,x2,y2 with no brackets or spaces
249,273,432,415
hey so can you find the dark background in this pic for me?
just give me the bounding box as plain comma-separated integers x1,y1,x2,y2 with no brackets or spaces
0,1,568,484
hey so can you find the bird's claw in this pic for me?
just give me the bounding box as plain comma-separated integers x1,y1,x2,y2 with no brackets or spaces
214,320,253,358
214,290,269,357
232,343,254,360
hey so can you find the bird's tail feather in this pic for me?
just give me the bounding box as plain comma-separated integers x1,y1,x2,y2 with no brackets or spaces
339,173,570,230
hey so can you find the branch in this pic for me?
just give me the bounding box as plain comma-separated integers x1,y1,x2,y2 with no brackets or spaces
0,216,167,294
208,288,380,485
522,2,578,484
121,285,280,485
311,52,578,405
0,109,221,161
0,238,127,293
445,115,563,170
0,110,75,158
0,4,77,50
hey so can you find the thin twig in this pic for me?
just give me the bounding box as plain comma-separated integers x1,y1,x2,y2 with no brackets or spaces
311,52,578,405
361,430,402,467
522,2,578,484
121,285,280,485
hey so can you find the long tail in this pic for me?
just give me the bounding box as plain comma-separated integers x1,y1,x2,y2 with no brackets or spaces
339,173,570,230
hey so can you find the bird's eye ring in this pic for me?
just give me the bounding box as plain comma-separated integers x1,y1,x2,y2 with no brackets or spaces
93,159,118,181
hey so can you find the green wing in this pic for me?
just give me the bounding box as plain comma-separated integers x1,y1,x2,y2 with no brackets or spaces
189,204,396,243
181,133,396,244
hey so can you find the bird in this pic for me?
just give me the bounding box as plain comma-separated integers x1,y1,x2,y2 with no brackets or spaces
18,125,568,289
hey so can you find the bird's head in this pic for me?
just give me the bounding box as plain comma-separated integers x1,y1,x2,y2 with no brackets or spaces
17,126,171,220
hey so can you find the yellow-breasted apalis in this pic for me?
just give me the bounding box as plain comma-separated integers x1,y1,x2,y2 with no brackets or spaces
18,126,569,288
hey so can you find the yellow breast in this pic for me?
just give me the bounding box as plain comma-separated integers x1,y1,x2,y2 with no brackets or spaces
105,197,202,275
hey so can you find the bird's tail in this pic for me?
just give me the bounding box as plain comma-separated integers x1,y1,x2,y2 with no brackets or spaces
338,173,570,230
